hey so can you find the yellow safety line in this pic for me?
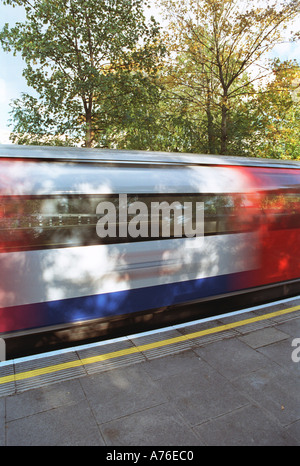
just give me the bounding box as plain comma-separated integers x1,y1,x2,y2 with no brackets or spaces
0,304,299,386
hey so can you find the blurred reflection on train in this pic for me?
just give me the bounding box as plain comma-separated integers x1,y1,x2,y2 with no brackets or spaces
0,145,299,339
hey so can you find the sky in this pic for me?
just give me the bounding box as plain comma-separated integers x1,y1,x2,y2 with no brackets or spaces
0,1,299,145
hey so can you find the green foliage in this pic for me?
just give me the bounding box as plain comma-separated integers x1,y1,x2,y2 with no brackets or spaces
1,0,300,158
250,60,300,159
157,0,300,155
1,0,165,147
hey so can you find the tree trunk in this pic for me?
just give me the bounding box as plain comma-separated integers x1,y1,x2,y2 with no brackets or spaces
220,94,228,155
206,105,215,154
84,96,93,148
85,109,93,148
204,73,216,154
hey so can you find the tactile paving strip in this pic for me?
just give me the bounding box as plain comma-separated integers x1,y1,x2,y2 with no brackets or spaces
188,328,238,347
14,352,86,392
130,329,193,359
77,340,146,374
0,364,15,397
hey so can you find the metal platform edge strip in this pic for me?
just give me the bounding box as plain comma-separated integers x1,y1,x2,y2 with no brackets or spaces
1,304,299,389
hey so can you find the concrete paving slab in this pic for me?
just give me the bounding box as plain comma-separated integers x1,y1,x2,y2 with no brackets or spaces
168,375,249,427
193,404,297,446
101,403,203,446
232,366,300,426
276,316,300,338
285,419,300,444
80,364,168,425
194,338,271,380
6,400,105,446
258,339,300,373
151,358,216,400
5,379,86,422
238,327,289,349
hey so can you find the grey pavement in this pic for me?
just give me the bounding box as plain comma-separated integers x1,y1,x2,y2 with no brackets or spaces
0,300,300,446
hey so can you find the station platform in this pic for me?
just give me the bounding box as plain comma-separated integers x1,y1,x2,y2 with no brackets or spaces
0,297,300,447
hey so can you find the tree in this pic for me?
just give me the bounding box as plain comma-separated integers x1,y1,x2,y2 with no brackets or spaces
0,0,165,147
160,37,260,155
90,64,164,150
157,0,300,154
250,60,300,159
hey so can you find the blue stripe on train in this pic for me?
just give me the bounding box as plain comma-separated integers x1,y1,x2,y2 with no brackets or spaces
2,270,253,333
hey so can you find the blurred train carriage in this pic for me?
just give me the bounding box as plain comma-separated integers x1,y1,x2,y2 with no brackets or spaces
0,145,299,349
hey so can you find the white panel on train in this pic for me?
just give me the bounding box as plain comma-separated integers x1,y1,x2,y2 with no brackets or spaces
0,233,259,308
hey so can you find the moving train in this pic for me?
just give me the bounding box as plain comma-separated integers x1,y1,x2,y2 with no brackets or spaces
0,145,300,342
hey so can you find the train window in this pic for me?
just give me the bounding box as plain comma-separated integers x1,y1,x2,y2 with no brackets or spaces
261,190,300,230
0,192,263,252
